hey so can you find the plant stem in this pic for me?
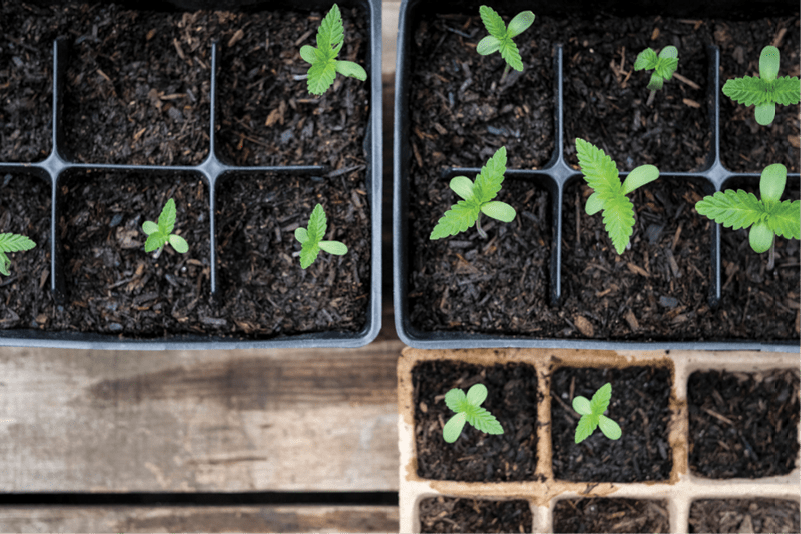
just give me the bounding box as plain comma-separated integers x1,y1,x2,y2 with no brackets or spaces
646,90,656,106
476,213,488,239
500,64,510,85
767,237,775,271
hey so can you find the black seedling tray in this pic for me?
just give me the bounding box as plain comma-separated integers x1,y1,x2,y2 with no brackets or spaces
0,0,382,350
393,0,799,351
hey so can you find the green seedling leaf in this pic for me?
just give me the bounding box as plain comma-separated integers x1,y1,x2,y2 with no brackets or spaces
142,198,188,255
0,232,36,276
295,203,348,268
759,45,780,82
477,6,535,73
573,382,621,443
634,46,678,94
443,383,503,444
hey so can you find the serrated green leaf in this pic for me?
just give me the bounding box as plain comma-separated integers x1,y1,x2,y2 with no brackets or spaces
654,56,678,81
754,102,775,125
749,220,774,253
722,76,768,107
295,227,309,243
760,163,787,204
590,383,612,415
0,233,36,253
477,6,529,72
300,241,321,269
476,35,501,56
443,412,467,443
621,165,660,196
465,405,503,435
466,384,488,406
572,396,592,415
633,48,657,71
479,5,506,40
598,415,622,440
335,60,366,81
430,200,480,240
307,204,327,244
575,414,599,443
499,38,523,72
507,11,534,38
480,201,516,222
759,45,780,82
473,146,507,203
307,60,338,95
445,388,467,413
142,221,159,235
695,189,765,230
0,252,10,277
145,233,167,253
317,4,343,51
575,138,620,196
319,240,347,255
603,194,636,254
302,4,364,95
767,200,800,240
169,234,188,254
770,76,801,106
647,71,664,91
158,198,177,235
450,176,476,201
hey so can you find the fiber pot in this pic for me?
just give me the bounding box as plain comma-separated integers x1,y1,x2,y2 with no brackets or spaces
392,0,800,350
0,0,382,349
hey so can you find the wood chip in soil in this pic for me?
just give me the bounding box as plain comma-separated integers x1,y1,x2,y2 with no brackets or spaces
419,496,532,534
553,498,669,533
689,498,800,533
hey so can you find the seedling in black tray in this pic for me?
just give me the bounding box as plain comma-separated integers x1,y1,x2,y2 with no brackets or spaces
443,383,504,443
573,382,622,444
295,203,348,269
476,5,535,84
0,233,36,276
633,46,679,106
142,198,189,257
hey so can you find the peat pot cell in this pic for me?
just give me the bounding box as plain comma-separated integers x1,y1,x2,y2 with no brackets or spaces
689,498,800,533
216,6,369,167
419,496,532,534
412,360,539,482
55,171,211,336
550,365,672,482
0,172,52,330
0,3,53,162
407,12,555,171
716,177,800,342
561,176,713,341
687,369,800,479
552,498,669,534
215,172,370,337
63,4,210,165
563,16,710,173
717,19,799,173
409,178,552,334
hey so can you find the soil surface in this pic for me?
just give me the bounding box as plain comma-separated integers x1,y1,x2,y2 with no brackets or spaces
687,369,800,479
552,498,669,533
419,496,532,534
689,499,800,533
550,365,673,482
412,359,541,482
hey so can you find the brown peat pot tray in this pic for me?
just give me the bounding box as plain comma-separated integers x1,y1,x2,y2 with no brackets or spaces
392,0,800,351
0,0,382,349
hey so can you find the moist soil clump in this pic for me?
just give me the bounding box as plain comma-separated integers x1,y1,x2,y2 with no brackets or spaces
552,498,670,533
689,499,800,533
419,496,532,534
412,359,540,482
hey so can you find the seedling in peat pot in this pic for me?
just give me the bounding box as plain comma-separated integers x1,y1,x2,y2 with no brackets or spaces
294,203,348,269
575,138,660,254
142,198,188,257
430,146,517,240
695,163,800,270
299,3,367,96
0,233,35,276
443,384,504,443
573,382,622,444
633,46,678,106
722,45,800,126
476,5,535,84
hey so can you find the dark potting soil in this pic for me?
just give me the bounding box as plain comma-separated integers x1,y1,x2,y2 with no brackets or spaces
215,172,370,337
550,365,673,483
689,498,800,533
412,359,540,482
552,498,670,533
419,496,532,534
687,369,800,479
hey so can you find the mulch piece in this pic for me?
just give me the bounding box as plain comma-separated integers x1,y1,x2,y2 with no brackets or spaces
552,498,670,533
412,359,540,482
687,368,800,479
689,498,800,533
550,365,673,483
419,496,532,534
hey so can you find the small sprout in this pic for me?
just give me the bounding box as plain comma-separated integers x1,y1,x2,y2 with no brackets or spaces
142,198,188,256
0,233,36,276
294,203,348,269
633,46,678,106
476,5,535,84
575,138,660,255
443,384,504,443
722,45,800,126
695,163,800,270
430,146,517,240
573,382,622,444
299,4,367,96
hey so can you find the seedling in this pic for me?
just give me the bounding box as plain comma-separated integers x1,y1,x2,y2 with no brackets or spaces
299,4,367,96
573,382,622,444
294,203,348,269
430,146,517,240
142,198,188,257
0,233,35,276
695,163,799,270
443,384,504,443
575,138,660,254
722,45,800,126
633,46,678,106
476,5,535,84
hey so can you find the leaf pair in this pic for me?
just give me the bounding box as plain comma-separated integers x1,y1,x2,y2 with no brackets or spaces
575,139,660,254
430,146,517,240
695,163,800,253
633,46,678,91
573,383,622,444
0,233,36,276
142,198,188,254
299,4,367,95
443,384,504,443
476,6,535,73
722,45,800,126
294,203,348,269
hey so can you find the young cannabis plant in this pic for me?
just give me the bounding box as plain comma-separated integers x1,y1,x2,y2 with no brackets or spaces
299,4,367,96
443,384,504,443
575,138,660,255
0,233,35,276
695,163,800,270
476,5,535,84
430,146,517,240
573,382,622,444
294,203,348,269
722,45,800,126
633,46,678,106
142,198,188,256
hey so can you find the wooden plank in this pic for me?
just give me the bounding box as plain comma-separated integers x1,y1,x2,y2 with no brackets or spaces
0,505,398,533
